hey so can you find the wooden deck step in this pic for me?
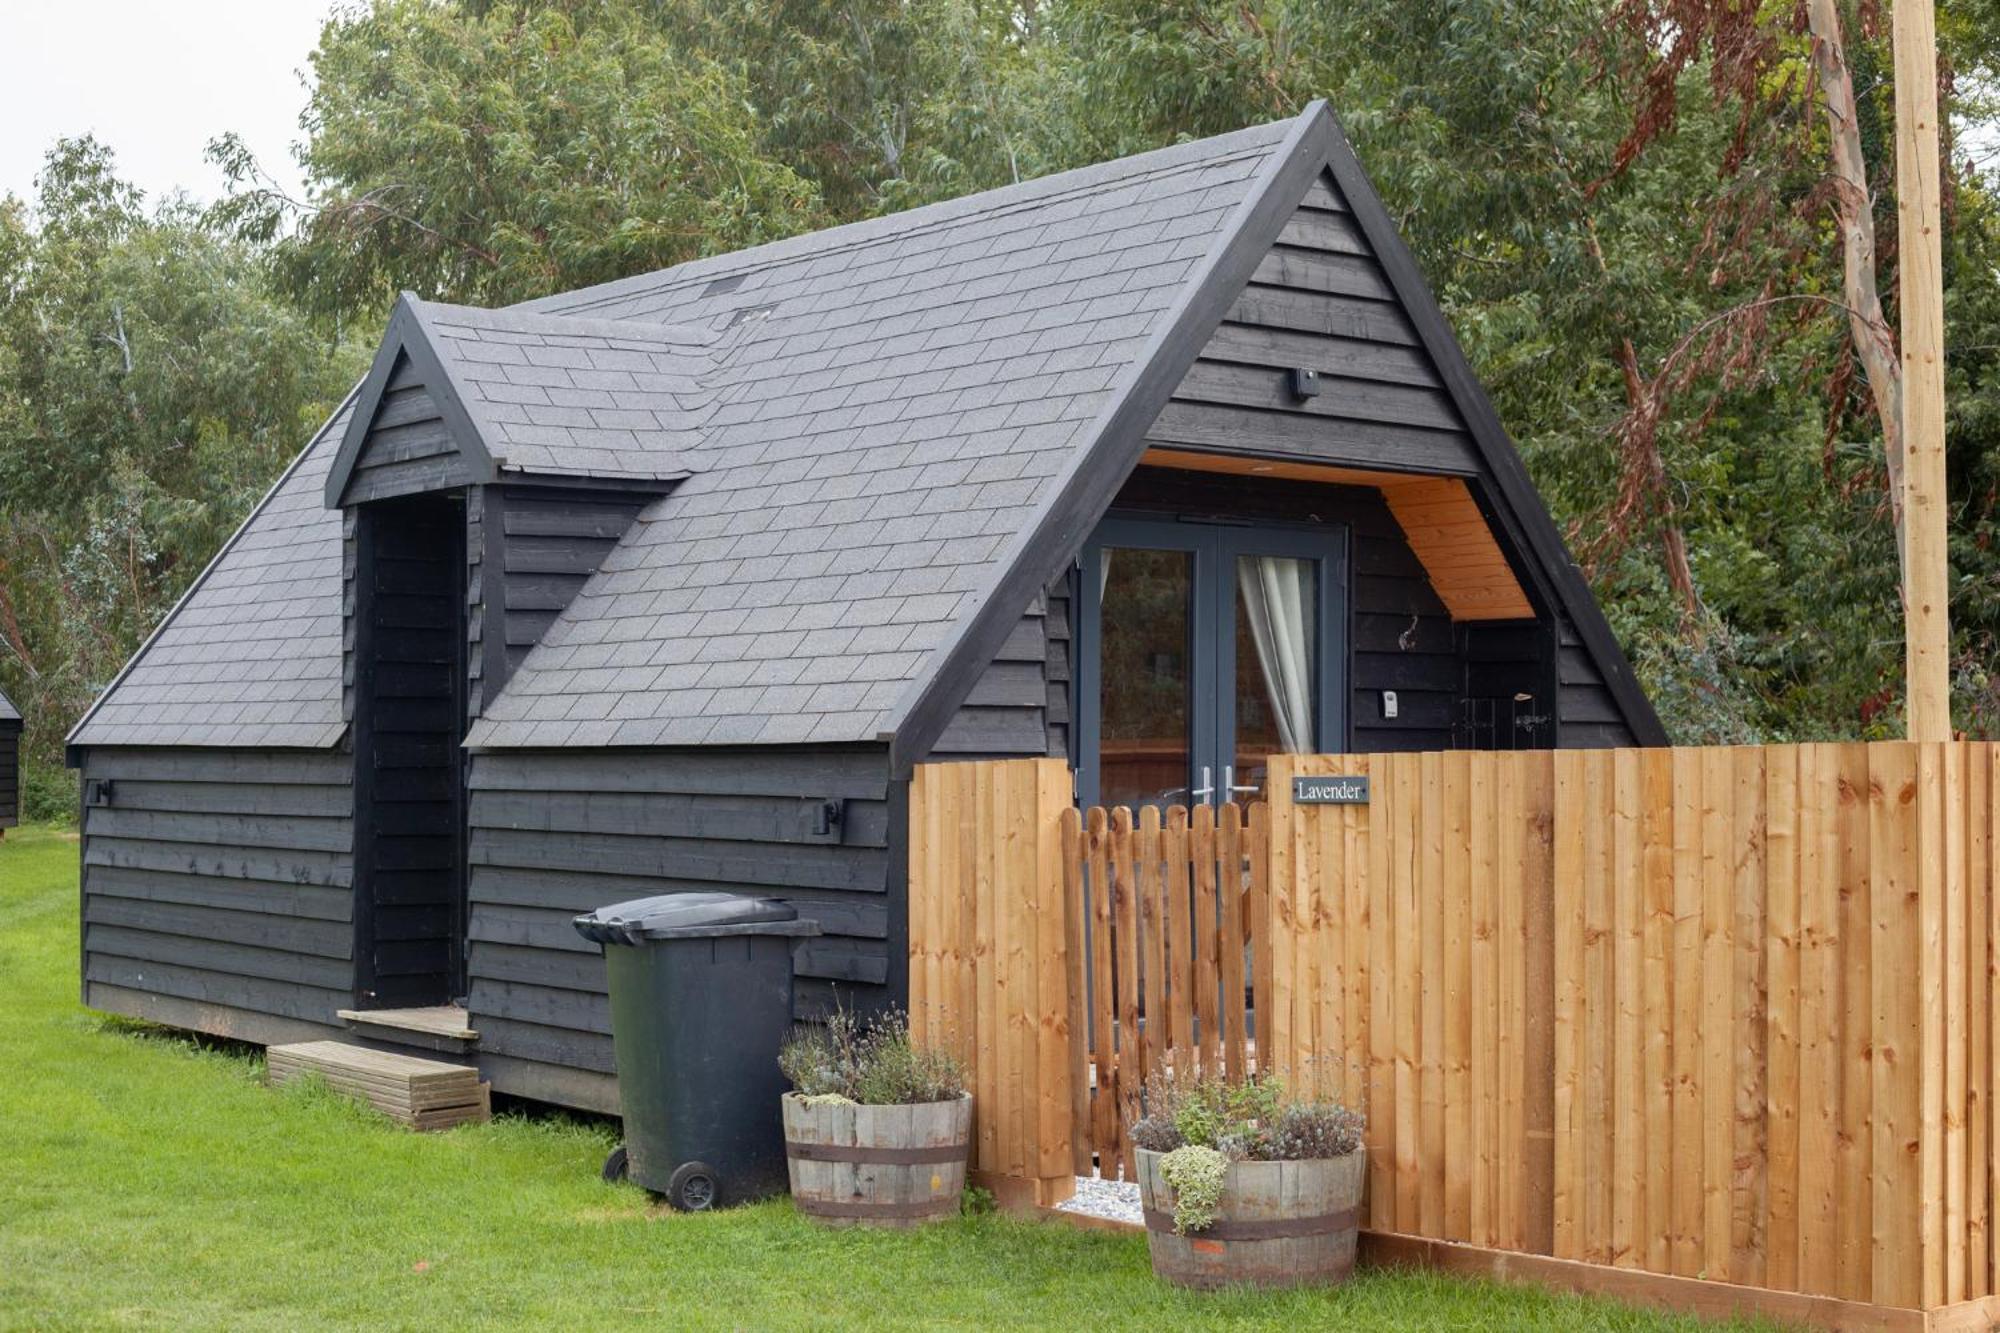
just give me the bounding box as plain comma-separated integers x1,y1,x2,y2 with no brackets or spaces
267,1041,490,1131
337,1005,478,1055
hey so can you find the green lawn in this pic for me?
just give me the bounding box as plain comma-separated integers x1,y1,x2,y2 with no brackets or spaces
0,825,1781,1330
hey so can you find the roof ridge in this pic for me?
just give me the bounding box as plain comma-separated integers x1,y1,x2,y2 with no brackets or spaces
412,298,720,348
526,115,1300,320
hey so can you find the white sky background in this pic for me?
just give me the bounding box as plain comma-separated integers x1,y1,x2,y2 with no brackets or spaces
0,0,335,210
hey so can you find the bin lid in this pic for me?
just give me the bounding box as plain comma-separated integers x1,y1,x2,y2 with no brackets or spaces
572,892,822,946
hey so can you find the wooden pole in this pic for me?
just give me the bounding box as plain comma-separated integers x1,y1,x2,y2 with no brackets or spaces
1894,0,1951,742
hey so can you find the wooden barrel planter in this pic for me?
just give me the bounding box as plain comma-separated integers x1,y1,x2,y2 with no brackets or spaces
782,1092,971,1228
1136,1147,1367,1289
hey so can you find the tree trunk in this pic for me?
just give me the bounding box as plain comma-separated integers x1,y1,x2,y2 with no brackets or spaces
1805,0,1906,554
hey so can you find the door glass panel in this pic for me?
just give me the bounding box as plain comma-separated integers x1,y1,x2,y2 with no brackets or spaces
1233,554,1317,796
1098,547,1193,808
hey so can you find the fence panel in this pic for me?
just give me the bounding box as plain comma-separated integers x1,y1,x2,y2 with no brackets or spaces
907,741,2000,1312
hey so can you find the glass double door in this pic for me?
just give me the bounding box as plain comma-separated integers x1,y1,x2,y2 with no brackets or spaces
1078,516,1346,809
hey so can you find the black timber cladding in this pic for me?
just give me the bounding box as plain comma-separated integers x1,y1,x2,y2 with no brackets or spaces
479,486,651,708
77,747,354,1028
464,746,894,1078
891,117,1662,769
1152,172,1478,478
0,718,19,829
1312,124,1664,746
351,494,468,1007
339,355,476,505
1556,615,1639,749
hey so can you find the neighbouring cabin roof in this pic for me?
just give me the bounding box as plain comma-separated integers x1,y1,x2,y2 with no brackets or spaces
0,686,17,723
68,104,1664,756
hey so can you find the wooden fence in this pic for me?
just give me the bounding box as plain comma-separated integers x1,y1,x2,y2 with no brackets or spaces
906,742,2000,1315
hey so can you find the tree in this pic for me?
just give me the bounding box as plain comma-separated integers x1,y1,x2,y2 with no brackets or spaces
216,1,828,316
0,138,363,813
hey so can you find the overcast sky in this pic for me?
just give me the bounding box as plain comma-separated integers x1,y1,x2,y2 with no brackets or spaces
1,0,334,209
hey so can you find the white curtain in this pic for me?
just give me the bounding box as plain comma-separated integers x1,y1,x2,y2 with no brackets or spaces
1237,557,1314,753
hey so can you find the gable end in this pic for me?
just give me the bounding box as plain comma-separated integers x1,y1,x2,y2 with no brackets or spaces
338,352,479,504
324,295,499,509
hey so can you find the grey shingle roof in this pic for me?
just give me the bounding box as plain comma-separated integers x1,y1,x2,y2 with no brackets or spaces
469,120,1291,747
72,113,1298,751
379,301,718,485
0,686,18,723
69,394,355,748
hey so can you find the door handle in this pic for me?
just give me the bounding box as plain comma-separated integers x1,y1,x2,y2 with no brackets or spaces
1223,765,1259,796
1189,765,1215,801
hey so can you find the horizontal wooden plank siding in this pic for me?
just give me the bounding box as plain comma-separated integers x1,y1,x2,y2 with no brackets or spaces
78,746,355,1031
1556,616,1638,749
1160,169,1479,482
930,580,1068,761
465,745,895,1079
339,358,475,505
0,719,21,828
485,486,650,703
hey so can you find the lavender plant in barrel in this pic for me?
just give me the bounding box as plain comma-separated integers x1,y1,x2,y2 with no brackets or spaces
1129,1070,1365,1289
778,1010,972,1227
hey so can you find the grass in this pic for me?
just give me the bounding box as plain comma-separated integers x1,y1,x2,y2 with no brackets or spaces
0,825,1785,1331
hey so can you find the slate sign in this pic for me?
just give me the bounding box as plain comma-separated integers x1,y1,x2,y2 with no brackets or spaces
1293,775,1370,805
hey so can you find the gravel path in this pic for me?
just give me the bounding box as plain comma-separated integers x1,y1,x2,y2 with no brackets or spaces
1055,1176,1142,1226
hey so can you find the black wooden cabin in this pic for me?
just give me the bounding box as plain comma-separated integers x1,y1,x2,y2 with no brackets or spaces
68,105,1660,1112
0,686,19,832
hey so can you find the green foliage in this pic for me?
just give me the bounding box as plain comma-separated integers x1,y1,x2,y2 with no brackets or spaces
0,137,363,798
1158,1144,1228,1235
218,1,827,315
778,1007,967,1105
1132,1067,1362,1163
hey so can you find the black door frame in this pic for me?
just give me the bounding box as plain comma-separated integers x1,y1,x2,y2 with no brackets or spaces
1075,512,1348,808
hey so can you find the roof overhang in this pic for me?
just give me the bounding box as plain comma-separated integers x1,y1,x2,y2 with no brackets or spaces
1137,447,1535,621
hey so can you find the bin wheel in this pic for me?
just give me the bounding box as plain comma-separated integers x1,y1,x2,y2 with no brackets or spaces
601,1145,629,1184
665,1161,719,1212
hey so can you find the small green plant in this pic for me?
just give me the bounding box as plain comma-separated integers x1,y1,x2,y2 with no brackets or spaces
959,1185,996,1217
778,1007,966,1105
1158,1144,1228,1234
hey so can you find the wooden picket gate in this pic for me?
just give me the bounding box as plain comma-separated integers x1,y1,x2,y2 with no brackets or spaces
908,743,2000,1323
1056,802,1265,1179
